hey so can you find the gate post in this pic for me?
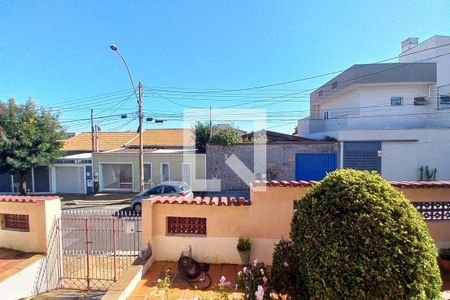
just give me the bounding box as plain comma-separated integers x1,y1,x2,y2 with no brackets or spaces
85,218,91,290
113,218,117,282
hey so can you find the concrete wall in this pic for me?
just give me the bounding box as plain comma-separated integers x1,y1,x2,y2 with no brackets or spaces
142,185,307,265
93,153,206,192
399,35,450,88
142,184,450,265
206,143,338,191
0,199,61,253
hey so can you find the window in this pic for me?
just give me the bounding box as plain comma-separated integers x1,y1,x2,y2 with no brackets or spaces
163,186,177,193
414,97,428,106
167,216,207,235
144,163,152,189
160,163,170,182
331,81,338,89
101,163,133,190
148,185,163,196
2,214,30,231
390,97,403,106
440,96,450,105
323,111,329,120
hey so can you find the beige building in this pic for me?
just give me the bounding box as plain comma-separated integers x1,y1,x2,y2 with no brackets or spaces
93,150,206,192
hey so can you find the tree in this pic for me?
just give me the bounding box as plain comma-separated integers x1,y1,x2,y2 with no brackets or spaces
193,122,244,153
193,122,211,154
210,126,243,146
291,169,441,299
0,98,65,195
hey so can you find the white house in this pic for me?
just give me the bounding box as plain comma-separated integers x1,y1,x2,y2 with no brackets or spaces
298,35,450,180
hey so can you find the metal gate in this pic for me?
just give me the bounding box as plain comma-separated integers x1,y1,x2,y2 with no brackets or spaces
295,153,337,181
57,210,141,291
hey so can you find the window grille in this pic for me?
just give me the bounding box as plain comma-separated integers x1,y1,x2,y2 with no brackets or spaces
3,214,30,231
167,216,206,235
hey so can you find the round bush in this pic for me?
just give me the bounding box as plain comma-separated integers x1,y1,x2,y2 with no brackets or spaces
291,169,441,299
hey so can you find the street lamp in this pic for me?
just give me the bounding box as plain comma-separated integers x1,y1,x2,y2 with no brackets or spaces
110,44,145,192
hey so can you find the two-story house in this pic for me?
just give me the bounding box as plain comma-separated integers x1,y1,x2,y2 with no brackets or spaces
298,35,450,180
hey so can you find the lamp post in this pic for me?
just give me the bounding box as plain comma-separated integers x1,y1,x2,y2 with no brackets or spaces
110,44,145,192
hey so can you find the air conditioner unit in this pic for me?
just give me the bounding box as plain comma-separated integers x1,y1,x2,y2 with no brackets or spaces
414,96,429,106
440,95,450,105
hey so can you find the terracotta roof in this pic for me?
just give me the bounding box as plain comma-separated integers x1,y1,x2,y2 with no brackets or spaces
63,132,137,152
63,129,195,152
152,195,251,206
126,129,195,148
252,180,450,189
96,149,197,155
0,195,60,203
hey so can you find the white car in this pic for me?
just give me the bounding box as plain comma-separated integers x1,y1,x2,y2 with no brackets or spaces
130,181,193,212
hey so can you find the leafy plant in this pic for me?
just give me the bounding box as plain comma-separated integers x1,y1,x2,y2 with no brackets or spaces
0,98,65,195
213,275,232,300
237,237,252,251
236,259,270,300
156,269,172,300
440,248,450,260
270,239,306,299
210,126,243,147
291,169,442,299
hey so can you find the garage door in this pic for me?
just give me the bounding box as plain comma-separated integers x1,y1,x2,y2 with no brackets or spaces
55,166,85,194
295,153,337,181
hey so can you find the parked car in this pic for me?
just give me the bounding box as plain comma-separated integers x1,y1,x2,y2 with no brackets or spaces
131,181,193,212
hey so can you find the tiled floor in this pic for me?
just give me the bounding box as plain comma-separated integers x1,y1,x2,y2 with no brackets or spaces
0,248,35,275
129,261,243,299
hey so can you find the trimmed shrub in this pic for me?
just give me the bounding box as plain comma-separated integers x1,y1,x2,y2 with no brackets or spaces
291,169,441,299
271,239,307,299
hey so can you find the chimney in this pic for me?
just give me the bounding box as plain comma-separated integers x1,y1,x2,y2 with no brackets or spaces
401,37,418,53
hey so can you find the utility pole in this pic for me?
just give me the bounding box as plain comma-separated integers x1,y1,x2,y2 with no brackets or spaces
138,82,145,192
209,106,212,141
91,109,95,153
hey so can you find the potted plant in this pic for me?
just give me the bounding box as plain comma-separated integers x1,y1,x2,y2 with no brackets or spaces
237,237,252,265
438,248,450,272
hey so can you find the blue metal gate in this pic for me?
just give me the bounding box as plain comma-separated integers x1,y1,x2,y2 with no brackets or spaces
295,153,337,181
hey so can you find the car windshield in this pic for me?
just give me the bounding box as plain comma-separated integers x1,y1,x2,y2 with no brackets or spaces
180,183,191,191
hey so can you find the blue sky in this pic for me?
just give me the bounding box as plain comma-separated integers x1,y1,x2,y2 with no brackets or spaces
0,1,449,133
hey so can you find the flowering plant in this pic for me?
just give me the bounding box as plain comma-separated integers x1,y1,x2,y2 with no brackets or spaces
213,275,232,300
236,259,270,300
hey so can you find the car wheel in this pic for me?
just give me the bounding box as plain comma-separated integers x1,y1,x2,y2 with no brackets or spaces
133,203,142,213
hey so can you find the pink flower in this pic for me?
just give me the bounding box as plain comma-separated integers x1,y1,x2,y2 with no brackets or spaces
220,276,227,284
243,267,248,274
253,258,259,267
262,276,268,285
255,285,265,300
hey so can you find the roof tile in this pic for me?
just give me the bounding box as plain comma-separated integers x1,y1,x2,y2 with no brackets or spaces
152,195,250,206
252,180,450,189
0,195,60,203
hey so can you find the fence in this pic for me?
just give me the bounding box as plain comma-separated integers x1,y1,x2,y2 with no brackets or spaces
58,209,141,291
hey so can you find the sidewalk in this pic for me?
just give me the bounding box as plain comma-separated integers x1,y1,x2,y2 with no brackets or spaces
58,193,135,206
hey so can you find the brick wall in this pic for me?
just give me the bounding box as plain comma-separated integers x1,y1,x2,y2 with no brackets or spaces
206,142,339,190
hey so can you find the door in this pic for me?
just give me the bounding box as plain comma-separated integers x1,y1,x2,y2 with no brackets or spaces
295,153,337,181
182,163,191,185
55,166,85,194
343,142,381,173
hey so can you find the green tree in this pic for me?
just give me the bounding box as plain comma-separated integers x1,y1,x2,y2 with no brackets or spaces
193,122,244,153
0,98,65,195
210,126,243,146
193,122,212,154
290,169,441,299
